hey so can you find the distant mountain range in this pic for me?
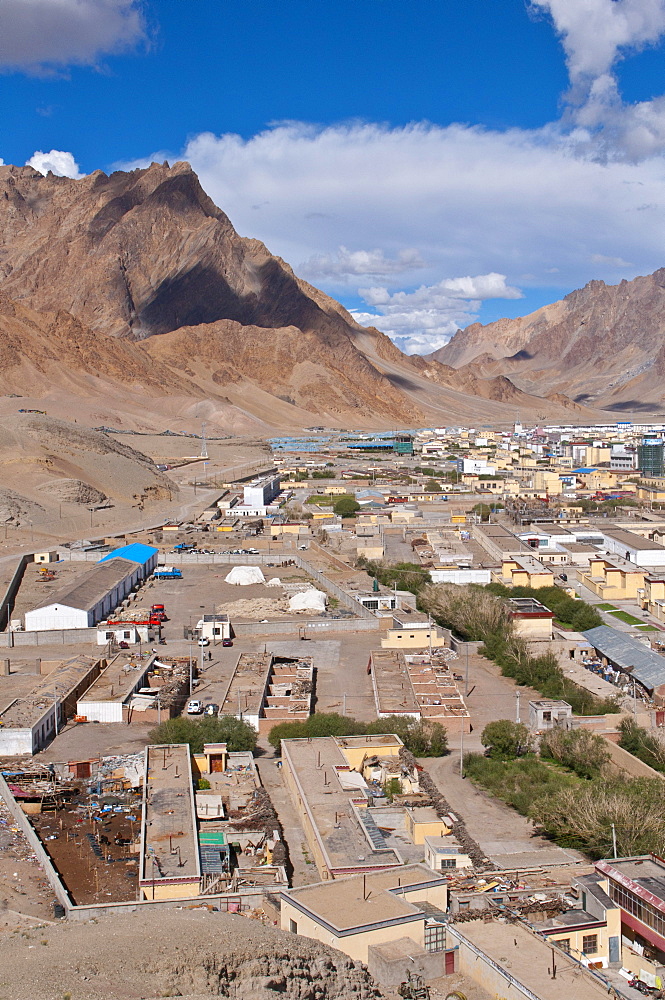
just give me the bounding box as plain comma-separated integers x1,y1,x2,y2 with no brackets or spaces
429,269,665,416
0,161,601,432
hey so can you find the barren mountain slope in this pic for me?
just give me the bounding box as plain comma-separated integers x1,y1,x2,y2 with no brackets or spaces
431,270,665,411
0,161,592,428
0,412,177,525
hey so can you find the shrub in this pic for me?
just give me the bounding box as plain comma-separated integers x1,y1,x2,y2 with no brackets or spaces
618,718,665,773
463,753,574,816
333,496,360,517
539,728,611,779
531,778,665,858
148,715,258,754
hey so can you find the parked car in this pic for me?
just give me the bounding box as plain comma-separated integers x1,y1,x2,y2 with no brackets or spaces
186,699,202,715
222,638,233,647
197,637,210,646
203,703,219,717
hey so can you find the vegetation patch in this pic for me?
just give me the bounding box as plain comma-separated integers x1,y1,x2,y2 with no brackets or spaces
268,711,448,757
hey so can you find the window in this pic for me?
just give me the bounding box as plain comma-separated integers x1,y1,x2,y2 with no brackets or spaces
105,632,112,640
458,900,470,911
440,858,456,869
583,935,598,955
425,923,445,953
289,919,298,934
213,628,221,635
543,711,551,722
558,938,571,953
124,631,131,639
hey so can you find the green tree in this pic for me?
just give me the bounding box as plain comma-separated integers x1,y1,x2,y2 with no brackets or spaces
148,715,257,754
425,479,441,492
333,496,360,517
481,719,532,760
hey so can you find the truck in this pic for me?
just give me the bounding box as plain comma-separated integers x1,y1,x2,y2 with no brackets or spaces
150,603,168,621
153,567,182,580
173,543,196,552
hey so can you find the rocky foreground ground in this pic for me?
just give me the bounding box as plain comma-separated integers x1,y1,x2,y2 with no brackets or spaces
0,908,390,1000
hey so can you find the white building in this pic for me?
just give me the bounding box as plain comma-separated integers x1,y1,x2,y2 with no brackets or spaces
602,527,665,567
243,475,281,508
197,614,231,642
460,459,496,476
96,622,151,646
25,557,144,631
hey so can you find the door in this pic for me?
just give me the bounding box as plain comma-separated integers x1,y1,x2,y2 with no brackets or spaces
445,951,455,975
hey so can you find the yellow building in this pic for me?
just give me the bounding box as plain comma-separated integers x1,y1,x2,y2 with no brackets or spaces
580,556,646,600
280,865,449,964
324,485,348,495
640,576,665,622
405,806,450,844
533,470,564,494
281,734,407,880
424,836,472,872
492,556,554,589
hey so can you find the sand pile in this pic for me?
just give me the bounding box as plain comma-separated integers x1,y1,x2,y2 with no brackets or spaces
217,598,291,620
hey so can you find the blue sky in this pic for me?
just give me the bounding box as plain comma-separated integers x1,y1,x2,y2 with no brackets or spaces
2,0,665,352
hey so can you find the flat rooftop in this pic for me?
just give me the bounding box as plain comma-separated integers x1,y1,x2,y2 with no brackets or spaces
603,527,665,551
370,650,419,716
0,654,97,728
141,744,200,884
282,736,401,873
282,863,442,931
458,918,607,1000
598,856,665,907
219,651,271,718
78,653,154,705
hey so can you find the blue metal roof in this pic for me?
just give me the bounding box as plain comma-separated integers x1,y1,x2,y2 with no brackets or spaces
570,467,599,474
98,543,158,567
582,624,665,693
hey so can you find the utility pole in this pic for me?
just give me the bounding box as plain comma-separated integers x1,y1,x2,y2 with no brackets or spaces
515,690,521,724
460,721,465,779
611,822,618,859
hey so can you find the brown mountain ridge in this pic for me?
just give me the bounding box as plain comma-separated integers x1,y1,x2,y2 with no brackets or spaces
430,269,665,415
0,160,595,431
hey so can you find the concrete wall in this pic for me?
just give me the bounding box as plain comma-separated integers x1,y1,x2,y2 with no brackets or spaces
0,555,30,631
0,628,112,647
0,772,72,912
604,738,665,781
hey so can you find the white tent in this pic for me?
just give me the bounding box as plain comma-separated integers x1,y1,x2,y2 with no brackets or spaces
289,589,327,613
266,577,282,588
224,566,266,586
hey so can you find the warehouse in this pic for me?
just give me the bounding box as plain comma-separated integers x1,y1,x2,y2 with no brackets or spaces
24,557,144,631
98,542,158,577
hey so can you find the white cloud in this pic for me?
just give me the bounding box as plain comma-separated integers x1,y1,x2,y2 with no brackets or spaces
26,149,83,178
590,252,634,267
531,0,665,160
0,0,146,73
115,1,665,353
300,246,424,283
351,273,522,354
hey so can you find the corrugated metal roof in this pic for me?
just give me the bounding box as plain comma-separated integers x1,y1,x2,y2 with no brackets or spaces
99,543,158,567
582,624,665,693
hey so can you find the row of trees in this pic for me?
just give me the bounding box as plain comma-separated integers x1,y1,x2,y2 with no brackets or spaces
148,715,258,753
466,719,665,858
357,556,432,596
485,583,603,632
267,711,448,757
